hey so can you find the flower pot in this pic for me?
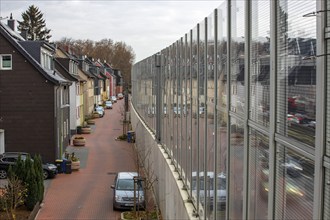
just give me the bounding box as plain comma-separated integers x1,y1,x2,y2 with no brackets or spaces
87,119,95,125
71,160,80,171
93,113,100,119
73,137,86,146
81,127,91,134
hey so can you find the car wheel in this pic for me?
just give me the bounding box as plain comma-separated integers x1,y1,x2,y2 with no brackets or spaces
0,169,7,179
43,170,49,180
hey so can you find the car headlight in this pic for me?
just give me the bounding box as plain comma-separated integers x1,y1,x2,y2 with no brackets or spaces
294,165,303,171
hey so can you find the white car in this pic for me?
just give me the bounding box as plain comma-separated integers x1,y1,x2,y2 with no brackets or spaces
111,96,117,103
117,93,124,100
94,106,105,117
191,171,227,211
105,101,113,109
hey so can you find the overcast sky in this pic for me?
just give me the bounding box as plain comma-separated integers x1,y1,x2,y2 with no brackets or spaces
0,0,222,62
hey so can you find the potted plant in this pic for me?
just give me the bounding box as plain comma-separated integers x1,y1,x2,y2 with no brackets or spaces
87,119,95,125
72,136,86,146
81,125,92,134
69,152,80,171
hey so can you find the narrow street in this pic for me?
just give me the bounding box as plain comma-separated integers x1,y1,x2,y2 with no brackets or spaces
36,99,137,219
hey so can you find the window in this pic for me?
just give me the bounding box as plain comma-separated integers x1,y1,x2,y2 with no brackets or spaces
40,49,53,70
76,84,80,95
61,86,69,106
0,55,12,70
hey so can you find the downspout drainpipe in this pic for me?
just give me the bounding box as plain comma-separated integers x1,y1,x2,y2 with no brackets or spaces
55,85,60,159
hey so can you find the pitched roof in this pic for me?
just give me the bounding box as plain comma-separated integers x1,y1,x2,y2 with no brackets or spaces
0,22,71,86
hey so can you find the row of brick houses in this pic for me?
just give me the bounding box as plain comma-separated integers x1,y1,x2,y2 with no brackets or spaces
0,16,123,163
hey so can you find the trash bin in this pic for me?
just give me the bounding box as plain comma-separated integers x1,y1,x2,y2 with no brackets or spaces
65,160,72,174
127,131,135,143
55,159,64,173
77,126,82,134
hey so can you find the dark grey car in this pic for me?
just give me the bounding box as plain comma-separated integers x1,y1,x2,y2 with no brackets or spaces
0,152,57,179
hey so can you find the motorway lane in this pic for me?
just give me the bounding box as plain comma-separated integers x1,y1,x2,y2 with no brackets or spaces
36,99,137,219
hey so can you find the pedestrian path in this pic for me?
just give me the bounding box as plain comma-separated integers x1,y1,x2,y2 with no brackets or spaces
36,99,137,219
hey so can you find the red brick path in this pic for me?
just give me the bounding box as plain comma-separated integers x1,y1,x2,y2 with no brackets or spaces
36,99,137,219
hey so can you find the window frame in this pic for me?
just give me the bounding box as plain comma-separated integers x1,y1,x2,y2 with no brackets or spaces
0,54,12,70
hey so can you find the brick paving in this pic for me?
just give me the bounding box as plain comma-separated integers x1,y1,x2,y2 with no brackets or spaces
36,99,137,220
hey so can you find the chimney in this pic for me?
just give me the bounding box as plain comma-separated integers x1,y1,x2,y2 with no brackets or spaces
7,13,15,31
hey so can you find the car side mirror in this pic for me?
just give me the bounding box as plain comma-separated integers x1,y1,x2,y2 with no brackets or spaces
111,185,115,189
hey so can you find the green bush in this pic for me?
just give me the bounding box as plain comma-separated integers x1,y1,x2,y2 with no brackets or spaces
24,155,39,210
33,155,44,203
10,154,44,211
117,134,128,140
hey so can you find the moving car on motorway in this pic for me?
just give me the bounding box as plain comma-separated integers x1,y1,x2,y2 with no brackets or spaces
111,172,145,210
259,149,303,178
259,168,304,200
0,152,57,179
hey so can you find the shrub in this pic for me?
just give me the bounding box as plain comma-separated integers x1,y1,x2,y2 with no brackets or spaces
117,134,127,140
24,155,39,211
33,155,44,203
0,174,27,219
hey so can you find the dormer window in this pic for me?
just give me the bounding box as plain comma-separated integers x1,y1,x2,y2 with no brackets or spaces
0,54,12,70
83,61,89,72
69,60,78,75
40,48,53,70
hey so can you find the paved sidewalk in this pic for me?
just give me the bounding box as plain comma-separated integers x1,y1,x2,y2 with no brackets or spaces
36,99,137,219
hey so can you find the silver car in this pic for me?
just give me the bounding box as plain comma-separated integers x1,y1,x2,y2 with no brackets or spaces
111,172,145,210
191,171,227,211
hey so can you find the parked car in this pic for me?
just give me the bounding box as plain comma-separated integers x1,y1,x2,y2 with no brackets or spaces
117,93,124,100
147,106,155,116
111,172,145,210
105,101,113,109
199,106,205,117
191,171,227,210
163,106,167,116
173,105,187,117
111,96,117,103
0,152,57,179
94,106,105,117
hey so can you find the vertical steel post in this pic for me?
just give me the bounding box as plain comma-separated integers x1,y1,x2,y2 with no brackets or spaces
155,53,162,143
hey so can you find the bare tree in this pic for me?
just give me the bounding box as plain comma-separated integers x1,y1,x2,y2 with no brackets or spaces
0,176,28,220
55,38,135,89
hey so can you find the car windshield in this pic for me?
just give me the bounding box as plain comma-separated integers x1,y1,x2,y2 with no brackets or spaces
106,101,112,104
217,177,226,190
117,179,143,190
117,179,135,190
